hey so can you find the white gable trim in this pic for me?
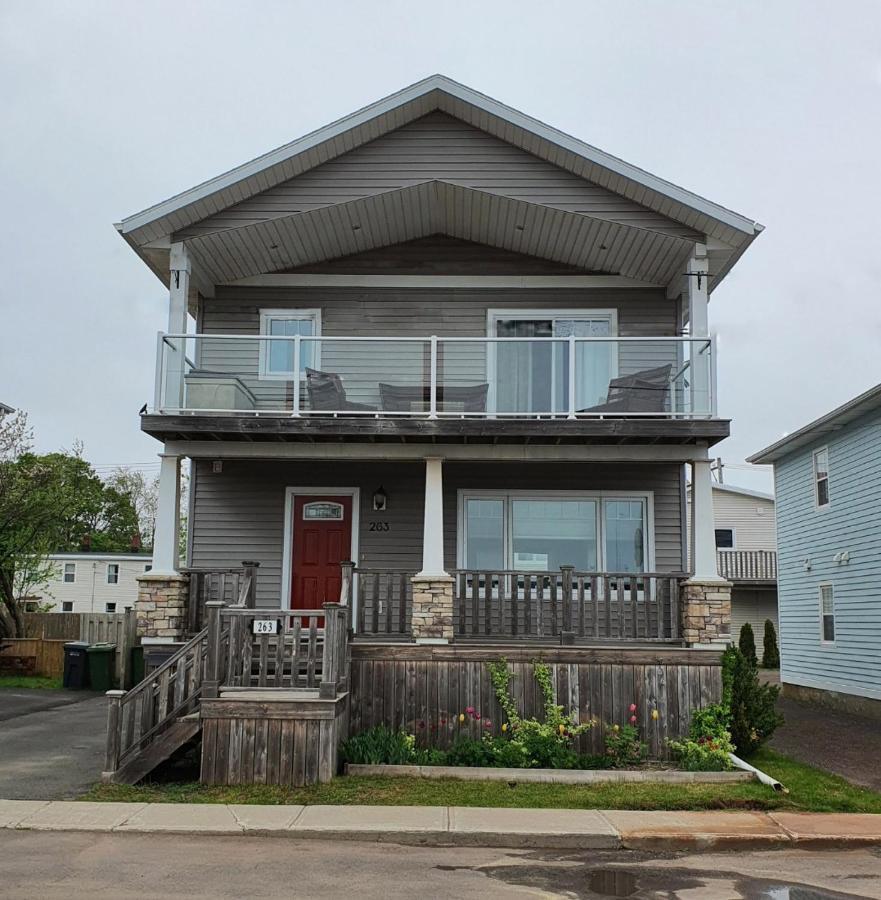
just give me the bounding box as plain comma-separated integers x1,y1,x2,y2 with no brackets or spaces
225,274,658,289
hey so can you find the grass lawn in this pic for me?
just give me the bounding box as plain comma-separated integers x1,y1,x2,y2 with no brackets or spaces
82,749,881,813
0,675,63,690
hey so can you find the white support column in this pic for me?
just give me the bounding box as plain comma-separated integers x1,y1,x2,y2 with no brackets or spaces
686,245,711,416
165,242,191,410
151,453,182,575
417,456,448,577
690,457,722,582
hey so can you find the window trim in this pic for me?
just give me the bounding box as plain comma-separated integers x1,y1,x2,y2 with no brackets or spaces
62,562,76,584
714,527,736,551
105,602,117,614
813,446,831,509
106,564,120,585
818,581,835,644
456,489,655,573
258,308,322,381
61,601,74,613
486,309,620,414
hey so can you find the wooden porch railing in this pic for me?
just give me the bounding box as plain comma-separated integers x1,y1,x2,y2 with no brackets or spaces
202,602,351,697
454,569,685,642
349,566,414,637
716,550,777,582
184,562,258,633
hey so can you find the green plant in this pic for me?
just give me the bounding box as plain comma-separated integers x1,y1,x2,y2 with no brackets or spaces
689,703,731,741
339,725,417,765
738,622,758,667
445,736,492,767
722,645,783,755
486,658,592,769
762,619,780,669
604,723,647,768
669,701,735,771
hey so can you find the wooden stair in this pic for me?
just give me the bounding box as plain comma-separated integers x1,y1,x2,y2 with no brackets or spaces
107,713,201,785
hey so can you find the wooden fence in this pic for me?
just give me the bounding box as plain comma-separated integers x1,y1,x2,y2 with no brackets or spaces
349,643,722,758
1,611,138,685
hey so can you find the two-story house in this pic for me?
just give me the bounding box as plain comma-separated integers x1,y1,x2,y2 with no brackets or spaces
750,383,881,718
105,76,763,785
31,553,153,614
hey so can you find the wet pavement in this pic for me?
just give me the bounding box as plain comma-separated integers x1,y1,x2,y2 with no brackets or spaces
3,831,881,898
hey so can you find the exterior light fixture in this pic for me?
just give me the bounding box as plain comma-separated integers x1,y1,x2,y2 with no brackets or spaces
372,486,388,511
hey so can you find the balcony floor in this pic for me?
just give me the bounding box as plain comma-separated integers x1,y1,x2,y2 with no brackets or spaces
140,413,730,446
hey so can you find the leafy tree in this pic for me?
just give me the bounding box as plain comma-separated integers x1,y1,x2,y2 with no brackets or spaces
762,618,780,669
721,645,783,756
738,621,757,667
105,469,159,549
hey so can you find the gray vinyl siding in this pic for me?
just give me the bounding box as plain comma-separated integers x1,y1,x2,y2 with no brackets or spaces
774,408,881,701
195,285,679,411
177,113,701,242
730,588,779,646
189,459,685,607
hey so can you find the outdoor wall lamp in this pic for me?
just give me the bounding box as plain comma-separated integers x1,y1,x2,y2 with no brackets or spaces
372,486,388,511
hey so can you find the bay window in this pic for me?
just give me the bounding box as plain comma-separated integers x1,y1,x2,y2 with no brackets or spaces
462,492,650,573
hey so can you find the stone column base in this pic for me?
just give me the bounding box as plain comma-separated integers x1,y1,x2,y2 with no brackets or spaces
410,576,454,643
136,573,190,640
679,579,732,647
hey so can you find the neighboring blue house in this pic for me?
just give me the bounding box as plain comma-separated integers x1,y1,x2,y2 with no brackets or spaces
749,384,881,717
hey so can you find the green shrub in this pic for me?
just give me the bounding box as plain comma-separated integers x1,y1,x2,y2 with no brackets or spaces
762,619,780,669
689,703,731,741
738,622,758,667
669,701,735,771
339,725,417,765
445,736,493,767
722,645,783,755
604,723,647,768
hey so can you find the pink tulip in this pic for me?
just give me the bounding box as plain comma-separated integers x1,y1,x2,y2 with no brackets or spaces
629,715,637,725
483,720,492,729
465,706,475,715
629,703,637,713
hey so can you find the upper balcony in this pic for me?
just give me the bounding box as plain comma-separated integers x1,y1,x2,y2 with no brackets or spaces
142,332,727,446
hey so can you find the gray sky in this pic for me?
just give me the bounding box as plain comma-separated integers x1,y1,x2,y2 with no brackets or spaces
3,0,880,491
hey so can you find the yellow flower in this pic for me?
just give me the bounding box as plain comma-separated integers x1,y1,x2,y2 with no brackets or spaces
458,713,465,723
612,724,620,732
501,723,508,733
558,723,565,735
651,709,659,721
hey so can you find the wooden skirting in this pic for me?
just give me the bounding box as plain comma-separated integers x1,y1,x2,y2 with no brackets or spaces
200,692,349,786
350,643,722,757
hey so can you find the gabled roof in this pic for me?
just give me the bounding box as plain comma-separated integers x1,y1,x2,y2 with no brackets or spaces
117,75,762,291
749,382,881,464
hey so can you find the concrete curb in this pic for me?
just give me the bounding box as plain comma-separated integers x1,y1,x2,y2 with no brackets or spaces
2,800,881,850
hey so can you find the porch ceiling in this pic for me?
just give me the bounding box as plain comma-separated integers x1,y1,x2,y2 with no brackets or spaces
184,181,697,291
140,413,730,447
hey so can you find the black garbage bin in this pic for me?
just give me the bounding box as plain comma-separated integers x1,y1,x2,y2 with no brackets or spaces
63,641,91,689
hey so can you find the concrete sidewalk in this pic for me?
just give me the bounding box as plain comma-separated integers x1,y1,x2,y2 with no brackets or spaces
3,799,881,850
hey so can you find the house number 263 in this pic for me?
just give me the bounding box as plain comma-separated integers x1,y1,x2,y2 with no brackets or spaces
368,522,390,532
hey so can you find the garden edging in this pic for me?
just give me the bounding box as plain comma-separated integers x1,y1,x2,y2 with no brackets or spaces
344,763,755,784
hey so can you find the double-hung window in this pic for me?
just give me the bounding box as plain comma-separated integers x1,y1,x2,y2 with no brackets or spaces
62,563,76,583
106,564,119,585
487,310,618,414
819,583,835,642
813,447,830,507
259,309,321,380
461,492,649,574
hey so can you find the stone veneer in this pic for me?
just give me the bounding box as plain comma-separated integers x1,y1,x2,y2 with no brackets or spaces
135,573,190,640
410,576,455,642
679,579,732,646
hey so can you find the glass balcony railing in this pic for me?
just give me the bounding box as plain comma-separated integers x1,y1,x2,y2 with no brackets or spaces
154,333,716,418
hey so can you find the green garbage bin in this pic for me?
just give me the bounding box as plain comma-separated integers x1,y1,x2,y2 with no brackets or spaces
130,645,145,688
86,643,116,692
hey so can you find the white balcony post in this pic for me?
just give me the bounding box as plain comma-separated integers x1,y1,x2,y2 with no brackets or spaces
567,334,577,418
417,456,447,577
686,246,711,416
166,242,191,411
292,334,301,416
151,453,182,575
429,336,438,419
690,458,722,582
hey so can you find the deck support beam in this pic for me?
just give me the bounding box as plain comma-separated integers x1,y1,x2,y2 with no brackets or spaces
686,246,712,416
417,456,447,578
690,457,722,582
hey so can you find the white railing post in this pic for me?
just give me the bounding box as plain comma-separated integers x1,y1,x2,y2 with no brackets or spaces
154,332,165,413
709,335,718,418
292,334,301,416
567,334,577,419
429,336,438,419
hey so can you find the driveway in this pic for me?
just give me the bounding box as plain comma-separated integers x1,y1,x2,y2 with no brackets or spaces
0,689,107,799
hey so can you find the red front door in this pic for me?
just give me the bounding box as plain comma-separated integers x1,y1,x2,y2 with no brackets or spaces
290,495,352,610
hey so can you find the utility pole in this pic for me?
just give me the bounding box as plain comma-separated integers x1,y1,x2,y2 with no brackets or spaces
711,457,724,484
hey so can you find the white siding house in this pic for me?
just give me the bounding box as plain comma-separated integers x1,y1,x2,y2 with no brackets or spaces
33,553,153,614
750,383,881,715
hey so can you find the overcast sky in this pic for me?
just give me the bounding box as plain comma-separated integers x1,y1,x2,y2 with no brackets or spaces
2,1,880,491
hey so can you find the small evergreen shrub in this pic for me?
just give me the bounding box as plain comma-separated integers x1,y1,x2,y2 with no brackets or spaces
738,622,758,667
762,618,780,669
722,645,783,755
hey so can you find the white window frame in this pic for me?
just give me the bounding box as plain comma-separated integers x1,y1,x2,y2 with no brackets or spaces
819,582,835,645
105,602,117,614
61,601,74,612
62,562,76,584
486,309,619,414
714,527,736,551
106,564,120,585
813,446,830,509
456,489,654,573
258,308,322,381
